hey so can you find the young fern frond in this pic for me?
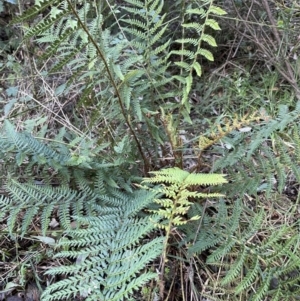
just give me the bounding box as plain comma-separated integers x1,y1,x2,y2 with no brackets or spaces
143,167,227,222
143,167,227,298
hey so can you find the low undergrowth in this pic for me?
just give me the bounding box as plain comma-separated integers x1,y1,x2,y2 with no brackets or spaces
0,0,300,300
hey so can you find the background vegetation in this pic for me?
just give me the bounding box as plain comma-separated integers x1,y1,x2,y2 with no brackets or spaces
0,0,300,300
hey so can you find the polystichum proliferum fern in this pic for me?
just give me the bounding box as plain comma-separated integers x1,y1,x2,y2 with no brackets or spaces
0,119,164,300
41,203,164,301
211,103,300,199
183,200,300,301
11,0,227,171
142,167,227,299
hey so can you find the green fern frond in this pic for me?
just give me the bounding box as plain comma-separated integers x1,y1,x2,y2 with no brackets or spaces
241,209,265,242
221,247,247,285
11,0,59,24
251,271,272,301
235,255,260,294
169,0,226,109
207,238,237,263
185,198,300,301
4,120,70,169
42,214,163,301
3,181,78,235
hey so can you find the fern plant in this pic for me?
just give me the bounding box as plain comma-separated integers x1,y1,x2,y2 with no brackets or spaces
207,102,300,198
40,190,163,301
0,121,164,300
11,0,151,170
10,0,226,172
0,122,228,300
173,103,300,300
182,199,300,301
0,119,139,236
142,167,227,299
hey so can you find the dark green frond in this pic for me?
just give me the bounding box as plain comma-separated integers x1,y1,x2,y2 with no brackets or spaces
42,215,163,301
11,0,59,24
